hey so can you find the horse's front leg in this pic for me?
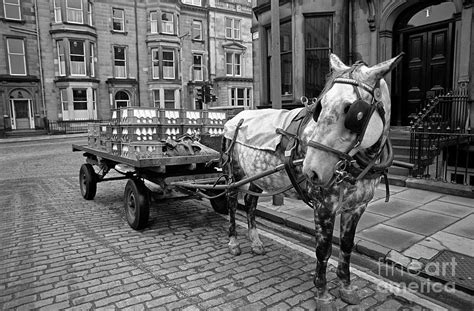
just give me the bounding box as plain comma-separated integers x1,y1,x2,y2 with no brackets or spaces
313,202,336,304
227,188,241,256
245,183,265,255
336,204,366,305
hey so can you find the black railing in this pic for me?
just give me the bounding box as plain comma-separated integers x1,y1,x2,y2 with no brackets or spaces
46,119,94,134
409,87,473,186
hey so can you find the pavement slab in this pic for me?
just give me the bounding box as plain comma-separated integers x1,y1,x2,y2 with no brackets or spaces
357,224,425,252
391,188,444,204
438,195,474,207
366,197,422,217
442,214,474,239
402,244,441,261
384,209,458,236
418,232,474,258
419,201,473,218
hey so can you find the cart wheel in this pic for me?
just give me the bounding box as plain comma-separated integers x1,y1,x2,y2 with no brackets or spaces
79,163,97,200
209,191,229,215
124,179,150,230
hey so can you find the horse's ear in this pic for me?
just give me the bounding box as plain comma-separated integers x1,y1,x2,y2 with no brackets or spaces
366,52,404,81
329,53,350,72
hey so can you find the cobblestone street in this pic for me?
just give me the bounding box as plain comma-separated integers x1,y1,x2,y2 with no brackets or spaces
0,139,447,309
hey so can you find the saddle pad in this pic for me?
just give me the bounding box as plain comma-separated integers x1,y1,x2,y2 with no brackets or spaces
224,108,304,151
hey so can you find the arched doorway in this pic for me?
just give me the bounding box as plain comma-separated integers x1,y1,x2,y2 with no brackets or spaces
9,89,34,130
394,2,456,125
115,90,130,108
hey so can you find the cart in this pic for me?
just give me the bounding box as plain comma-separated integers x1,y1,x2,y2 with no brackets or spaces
72,142,228,230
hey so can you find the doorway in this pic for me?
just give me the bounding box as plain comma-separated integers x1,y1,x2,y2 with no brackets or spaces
10,99,34,130
394,2,455,125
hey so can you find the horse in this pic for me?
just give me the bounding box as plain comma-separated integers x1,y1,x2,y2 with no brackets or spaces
220,53,404,308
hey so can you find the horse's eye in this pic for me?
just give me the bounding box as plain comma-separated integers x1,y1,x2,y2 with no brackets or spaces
343,104,351,114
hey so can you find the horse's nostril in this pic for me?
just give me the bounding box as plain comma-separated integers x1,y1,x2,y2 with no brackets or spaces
311,171,320,184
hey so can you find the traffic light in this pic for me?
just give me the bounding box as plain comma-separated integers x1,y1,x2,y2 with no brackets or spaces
204,84,211,103
196,86,204,106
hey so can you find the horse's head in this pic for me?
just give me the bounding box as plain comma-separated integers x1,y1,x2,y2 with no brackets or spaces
302,53,403,188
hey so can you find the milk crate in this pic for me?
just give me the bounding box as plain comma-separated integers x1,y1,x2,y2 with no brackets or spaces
109,141,122,156
87,123,101,137
120,107,160,124
121,142,165,160
182,110,203,125
98,123,112,140
160,109,181,125
157,125,182,140
120,125,159,143
87,136,99,148
110,125,121,141
203,111,227,126
110,109,120,124
182,125,203,136
202,126,225,136
98,137,109,151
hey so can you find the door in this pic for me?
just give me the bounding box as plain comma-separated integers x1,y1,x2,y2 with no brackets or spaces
401,22,452,125
11,99,33,130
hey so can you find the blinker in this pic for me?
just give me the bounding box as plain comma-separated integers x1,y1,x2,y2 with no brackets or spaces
344,99,373,134
312,99,323,122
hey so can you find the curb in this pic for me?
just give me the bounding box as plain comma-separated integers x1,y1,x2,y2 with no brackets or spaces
0,133,88,144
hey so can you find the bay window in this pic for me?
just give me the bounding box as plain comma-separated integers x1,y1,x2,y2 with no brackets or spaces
161,12,174,34
162,50,175,79
66,0,83,24
150,11,158,33
151,48,159,79
57,40,66,76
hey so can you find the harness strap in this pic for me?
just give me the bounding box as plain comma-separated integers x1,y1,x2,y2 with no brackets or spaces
276,128,314,208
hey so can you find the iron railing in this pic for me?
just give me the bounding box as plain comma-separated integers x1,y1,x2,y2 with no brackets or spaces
409,87,473,186
46,119,94,134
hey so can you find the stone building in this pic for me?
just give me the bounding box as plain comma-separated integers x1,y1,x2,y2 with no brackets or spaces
0,0,253,136
0,0,43,132
251,0,473,127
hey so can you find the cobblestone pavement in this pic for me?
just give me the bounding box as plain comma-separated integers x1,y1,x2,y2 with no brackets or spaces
0,139,442,310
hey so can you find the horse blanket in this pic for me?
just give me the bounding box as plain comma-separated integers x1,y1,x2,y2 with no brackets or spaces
223,108,304,151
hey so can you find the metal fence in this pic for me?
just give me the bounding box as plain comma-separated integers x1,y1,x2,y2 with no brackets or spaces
46,119,93,134
409,87,473,186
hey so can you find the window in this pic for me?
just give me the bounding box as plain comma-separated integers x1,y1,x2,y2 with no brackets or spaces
230,88,251,106
57,40,66,76
69,40,85,76
6,38,26,76
89,42,95,77
192,20,202,40
151,48,159,79
153,90,160,107
66,0,83,24
193,54,203,81
4,0,21,20
161,12,174,34
304,15,332,98
114,91,129,108
226,52,241,76
72,89,87,110
150,11,158,33
183,0,201,5
162,50,175,79
60,89,68,111
225,18,240,39
113,46,126,78
87,1,93,26
92,89,96,110
164,90,175,109
53,0,61,23
112,8,124,32
280,20,292,95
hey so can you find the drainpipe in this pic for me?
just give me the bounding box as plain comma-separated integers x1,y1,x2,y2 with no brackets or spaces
134,0,141,106
34,0,46,124
348,0,353,64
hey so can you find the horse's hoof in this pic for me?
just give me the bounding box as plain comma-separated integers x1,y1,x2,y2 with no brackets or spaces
315,295,336,311
228,244,241,256
339,286,360,305
251,244,266,255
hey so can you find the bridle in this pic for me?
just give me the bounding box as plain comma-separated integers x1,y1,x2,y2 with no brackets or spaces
286,63,394,206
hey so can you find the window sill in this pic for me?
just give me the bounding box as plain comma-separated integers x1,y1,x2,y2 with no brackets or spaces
0,17,25,24
192,39,204,43
110,30,128,35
